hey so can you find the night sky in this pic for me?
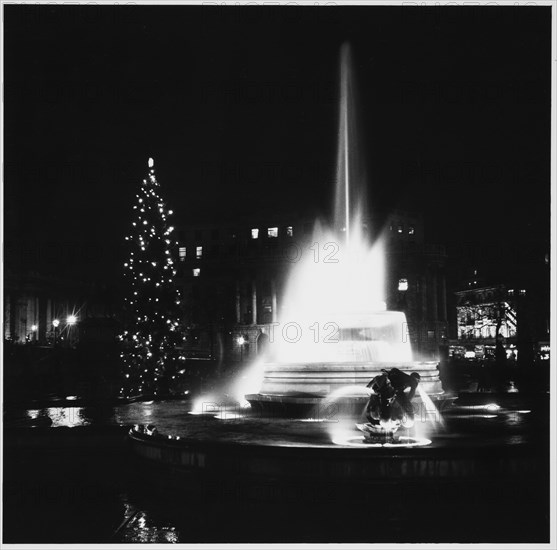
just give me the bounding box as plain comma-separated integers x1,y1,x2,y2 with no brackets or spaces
4,5,552,284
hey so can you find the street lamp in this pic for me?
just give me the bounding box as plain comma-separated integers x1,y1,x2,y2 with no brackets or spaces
398,278,408,292
237,336,246,361
52,319,60,346
66,314,78,347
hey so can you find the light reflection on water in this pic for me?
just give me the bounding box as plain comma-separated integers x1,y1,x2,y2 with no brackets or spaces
45,407,91,428
21,407,91,427
332,434,432,447
213,412,245,420
10,400,194,429
118,500,180,543
121,511,179,543
8,398,537,436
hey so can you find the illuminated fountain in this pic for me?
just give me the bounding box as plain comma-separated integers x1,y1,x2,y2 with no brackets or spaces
245,43,443,416
123,46,547,540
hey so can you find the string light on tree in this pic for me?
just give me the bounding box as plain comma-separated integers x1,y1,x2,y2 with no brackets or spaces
119,158,184,397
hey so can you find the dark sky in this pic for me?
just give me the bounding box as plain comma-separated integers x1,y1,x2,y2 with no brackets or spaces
4,5,552,283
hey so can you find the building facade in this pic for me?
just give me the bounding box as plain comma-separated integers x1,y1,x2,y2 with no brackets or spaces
450,283,549,364
175,210,448,365
3,269,120,347
447,244,550,367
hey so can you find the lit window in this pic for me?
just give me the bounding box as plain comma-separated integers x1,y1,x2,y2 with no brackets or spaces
268,227,278,238
408,226,415,235
398,278,408,292
179,247,186,261
193,268,200,277
196,246,203,259
251,228,259,239
286,226,293,237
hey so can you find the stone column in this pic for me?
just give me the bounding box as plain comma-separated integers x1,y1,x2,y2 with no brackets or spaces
15,296,27,342
430,268,438,325
420,275,428,355
439,270,447,323
251,280,257,325
4,293,12,340
421,275,428,323
27,296,38,342
47,299,52,328
235,280,241,324
429,268,439,359
271,279,278,323
39,295,48,343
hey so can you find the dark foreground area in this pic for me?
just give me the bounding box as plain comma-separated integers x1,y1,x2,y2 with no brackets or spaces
3,393,551,544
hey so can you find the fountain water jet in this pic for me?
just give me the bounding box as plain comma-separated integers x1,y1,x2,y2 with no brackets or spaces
246,43,443,417
246,43,442,413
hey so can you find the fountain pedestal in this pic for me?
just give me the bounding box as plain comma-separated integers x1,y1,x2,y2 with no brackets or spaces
246,360,443,417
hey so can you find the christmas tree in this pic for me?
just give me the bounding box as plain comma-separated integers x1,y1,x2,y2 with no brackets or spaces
120,158,185,397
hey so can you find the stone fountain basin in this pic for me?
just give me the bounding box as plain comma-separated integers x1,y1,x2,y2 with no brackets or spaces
256,361,443,395
127,403,546,486
246,360,443,417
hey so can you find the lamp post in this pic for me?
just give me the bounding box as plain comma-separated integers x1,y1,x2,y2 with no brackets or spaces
67,314,77,347
237,335,246,362
52,319,60,346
